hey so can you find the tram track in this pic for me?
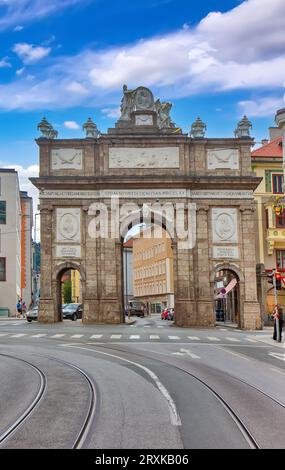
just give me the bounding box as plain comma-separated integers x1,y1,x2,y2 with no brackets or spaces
0,353,97,449
0,353,47,446
77,342,285,449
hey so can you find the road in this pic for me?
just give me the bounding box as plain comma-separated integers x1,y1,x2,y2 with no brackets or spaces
0,314,284,449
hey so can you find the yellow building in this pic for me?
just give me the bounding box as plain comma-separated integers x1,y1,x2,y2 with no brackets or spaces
71,269,81,303
133,226,174,313
252,128,285,316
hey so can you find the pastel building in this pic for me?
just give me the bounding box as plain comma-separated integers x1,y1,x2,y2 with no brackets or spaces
252,126,285,317
133,226,174,313
0,170,21,316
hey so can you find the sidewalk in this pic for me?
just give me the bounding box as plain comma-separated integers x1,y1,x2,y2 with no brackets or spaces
253,332,285,349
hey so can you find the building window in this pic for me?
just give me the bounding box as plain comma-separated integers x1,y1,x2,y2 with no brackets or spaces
0,201,6,224
0,258,6,281
276,250,285,270
276,209,285,228
272,174,284,194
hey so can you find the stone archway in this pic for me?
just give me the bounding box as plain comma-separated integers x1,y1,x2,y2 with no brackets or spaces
53,261,85,323
211,264,242,327
120,207,177,320
32,85,262,329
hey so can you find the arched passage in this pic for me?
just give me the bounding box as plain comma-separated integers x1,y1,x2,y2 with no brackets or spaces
211,264,242,327
121,208,176,322
54,262,84,322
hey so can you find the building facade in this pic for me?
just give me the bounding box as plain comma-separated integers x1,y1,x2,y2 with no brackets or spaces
0,170,21,316
133,226,174,313
252,127,285,318
31,86,262,329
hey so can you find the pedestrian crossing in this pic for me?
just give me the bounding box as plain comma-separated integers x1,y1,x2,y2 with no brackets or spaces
0,331,265,344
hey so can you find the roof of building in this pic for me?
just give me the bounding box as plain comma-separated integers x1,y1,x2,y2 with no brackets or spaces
251,136,283,158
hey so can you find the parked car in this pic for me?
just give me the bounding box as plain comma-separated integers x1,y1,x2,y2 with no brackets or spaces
128,301,146,317
27,305,39,322
62,303,83,321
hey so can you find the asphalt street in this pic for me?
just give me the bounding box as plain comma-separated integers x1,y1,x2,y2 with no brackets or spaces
0,314,284,449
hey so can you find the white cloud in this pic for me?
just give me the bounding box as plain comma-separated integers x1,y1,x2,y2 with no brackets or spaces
16,67,25,76
13,42,51,64
101,107,120,119
0,0,285,111
238,96,285,117
0,56,11,68
13,25,23,32
0,1,84,31
66,81,88,95
64,120,80,129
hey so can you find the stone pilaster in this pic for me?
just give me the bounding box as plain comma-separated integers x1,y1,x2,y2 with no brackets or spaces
240,206,262,329
195,206,214,327
38,206,56,323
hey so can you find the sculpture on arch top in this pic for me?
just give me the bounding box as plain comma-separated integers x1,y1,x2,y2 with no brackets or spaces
118,84,176,129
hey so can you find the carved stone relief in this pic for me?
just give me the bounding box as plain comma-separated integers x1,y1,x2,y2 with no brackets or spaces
51,148,83,170
109,147,179,168
56,208,81,243
207,149,239,170
212,208,238,243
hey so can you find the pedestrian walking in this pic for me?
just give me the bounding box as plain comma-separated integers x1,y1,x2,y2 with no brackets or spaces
16,300,22,319
273,305,284,342
22,301,27,318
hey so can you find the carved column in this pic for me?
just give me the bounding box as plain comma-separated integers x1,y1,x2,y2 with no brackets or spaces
240,206,262,329
174,204,196,327
38,206,55,323
195,206,214,327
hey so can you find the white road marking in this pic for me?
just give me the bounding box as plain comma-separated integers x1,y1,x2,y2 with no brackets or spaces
149,335,160,340
0,333,9,336
144,326,151,328
90,335,103,339
157,326,164,328
110,335,122,339
70,334,84,339
180,348,200,359
61,344,181,427
245,338,258,343
269,352,285,362
130,335,140,339
50,334,66,338
226,337,240,342
168,336,180,340
270,367,285,376
187,336,200,341
31,334,47,338
207,337,220,341
215,346,249,361
10,334,27,338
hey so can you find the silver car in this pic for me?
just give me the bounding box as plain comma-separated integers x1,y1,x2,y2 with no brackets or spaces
27,305,39,322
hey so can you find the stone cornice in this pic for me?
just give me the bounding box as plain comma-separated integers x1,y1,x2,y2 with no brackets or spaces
30,175,262,192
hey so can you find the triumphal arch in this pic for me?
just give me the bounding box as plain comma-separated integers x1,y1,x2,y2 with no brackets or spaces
31,85,262,329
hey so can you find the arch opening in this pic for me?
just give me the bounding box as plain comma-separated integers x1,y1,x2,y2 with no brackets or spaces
213,268,240,327
56,267,83,323
122,220,175,322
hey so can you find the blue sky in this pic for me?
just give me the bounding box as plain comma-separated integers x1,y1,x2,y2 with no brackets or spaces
0,0,284,203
